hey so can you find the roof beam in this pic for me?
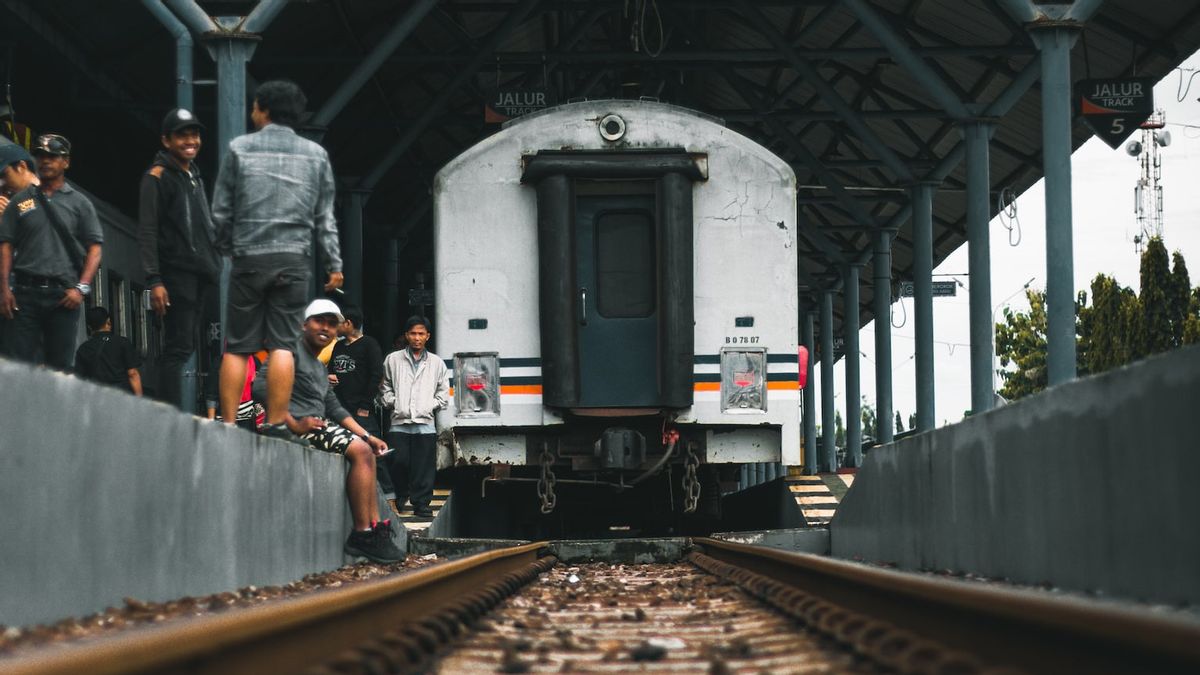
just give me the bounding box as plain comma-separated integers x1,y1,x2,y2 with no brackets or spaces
358,0,543,192
736,3,915,183
0,0,158,132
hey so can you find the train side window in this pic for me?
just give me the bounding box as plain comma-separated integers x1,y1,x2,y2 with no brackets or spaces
107,272,129,338
595,210,655,318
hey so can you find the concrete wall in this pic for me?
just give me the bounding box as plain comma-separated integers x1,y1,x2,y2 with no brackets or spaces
0,358,396,627
831,345,1200,605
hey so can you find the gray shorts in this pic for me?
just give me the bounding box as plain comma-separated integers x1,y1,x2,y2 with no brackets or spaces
225,253,311,353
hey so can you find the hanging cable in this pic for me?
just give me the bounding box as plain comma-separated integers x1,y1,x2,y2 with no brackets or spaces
891,295,907,329
640,0,665,58
996,186,1021,247
1176,67,1200,102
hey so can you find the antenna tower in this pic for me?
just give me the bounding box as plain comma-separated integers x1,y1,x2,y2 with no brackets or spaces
1128,110,1170,253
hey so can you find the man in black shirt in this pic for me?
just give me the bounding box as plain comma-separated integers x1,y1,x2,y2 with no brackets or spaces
328,306,388,491
75,306,142,395
138,109,221,411
0,137,103,370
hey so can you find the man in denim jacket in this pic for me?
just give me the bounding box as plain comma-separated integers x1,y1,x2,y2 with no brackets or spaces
212,80,344,438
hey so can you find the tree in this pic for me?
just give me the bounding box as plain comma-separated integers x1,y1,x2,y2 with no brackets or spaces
1077,274,1137,375
860,398,876,440
834,410,845,450
994,288,1048,400
1134,237,1173,358
998,236,1200,401
894,410,904,433
908,412,916,429
1168,251,1192,346
1185,287,1200,345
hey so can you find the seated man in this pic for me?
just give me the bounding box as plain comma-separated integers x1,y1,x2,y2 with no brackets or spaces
74,306,142,395
257,299,402,564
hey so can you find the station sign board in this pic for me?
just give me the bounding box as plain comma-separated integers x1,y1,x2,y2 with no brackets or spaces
1075,78,1154,149
485,89,553,123
408,288,435,306
899,280,957,297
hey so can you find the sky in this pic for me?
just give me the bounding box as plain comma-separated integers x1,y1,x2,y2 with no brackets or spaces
813,49,1200,432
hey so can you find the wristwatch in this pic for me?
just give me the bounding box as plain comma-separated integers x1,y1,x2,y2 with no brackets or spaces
360,432,372,443
74,282,91,296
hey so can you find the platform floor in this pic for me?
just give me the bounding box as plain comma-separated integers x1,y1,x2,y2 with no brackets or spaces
786,472,854,525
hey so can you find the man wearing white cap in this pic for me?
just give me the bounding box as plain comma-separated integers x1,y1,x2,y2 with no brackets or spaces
254,298,401,563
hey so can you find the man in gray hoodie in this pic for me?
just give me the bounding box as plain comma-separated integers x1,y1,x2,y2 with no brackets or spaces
212,80,344,438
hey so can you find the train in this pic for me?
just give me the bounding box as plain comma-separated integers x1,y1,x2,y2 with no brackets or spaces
431,100,807,538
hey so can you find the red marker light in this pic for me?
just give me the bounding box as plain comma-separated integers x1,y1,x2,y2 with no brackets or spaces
466,381,487,391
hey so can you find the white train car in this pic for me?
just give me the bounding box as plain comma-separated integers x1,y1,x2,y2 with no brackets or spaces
432,100,801,531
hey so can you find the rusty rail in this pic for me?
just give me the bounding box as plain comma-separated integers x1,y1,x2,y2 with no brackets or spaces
692,537,1200,674
3,543,552,675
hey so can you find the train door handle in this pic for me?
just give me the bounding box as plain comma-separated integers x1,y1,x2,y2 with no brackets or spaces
579,287,588,325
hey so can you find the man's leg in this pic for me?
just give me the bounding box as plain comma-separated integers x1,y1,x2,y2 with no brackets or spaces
158,273,200,409
344,439,379,530
356,412,393,494
409,433,437,514
219,352,249,425
42,303,81,371
0,288,42,364
385,431,413,508
264,348,294,426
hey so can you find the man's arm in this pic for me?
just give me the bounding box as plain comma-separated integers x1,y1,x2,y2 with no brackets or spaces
137,169,171,316
434,359,451,411
336,413,389,455
0,242,15,319
314,156,343,291
211,150,237,255
379,354,396,408
123,338,143,396
59,242,100,310
364,338,385,410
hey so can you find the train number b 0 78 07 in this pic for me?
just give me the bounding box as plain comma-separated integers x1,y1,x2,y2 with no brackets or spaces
725,336,760,344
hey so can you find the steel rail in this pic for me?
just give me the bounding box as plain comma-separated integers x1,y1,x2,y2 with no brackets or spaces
4,543,551,675
692,537,1200,674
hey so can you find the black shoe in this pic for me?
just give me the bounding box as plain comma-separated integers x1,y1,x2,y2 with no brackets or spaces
344,524,403,564
413,506,434,518
259,423,308,447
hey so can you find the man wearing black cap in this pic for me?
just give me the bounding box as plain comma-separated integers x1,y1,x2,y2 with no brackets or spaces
139,108,221,410
0,136,103,369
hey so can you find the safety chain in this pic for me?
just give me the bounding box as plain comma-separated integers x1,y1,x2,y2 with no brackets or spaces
536,444,558,514
687,551,987,675
682,443,701,513
309,556,558,675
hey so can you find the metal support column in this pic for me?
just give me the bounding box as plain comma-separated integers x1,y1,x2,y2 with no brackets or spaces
801,307,818,474
820,291,837,471
911,183,936,431
342,190,368,308
142,0,194,110
872,231,894,444
843,264,862,467
1031,25,1081,386
963,120,995,413
383,238,400,346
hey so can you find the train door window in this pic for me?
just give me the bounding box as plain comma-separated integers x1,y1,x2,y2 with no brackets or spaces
595,211,655,318
130,282,147,355
108,272,129,338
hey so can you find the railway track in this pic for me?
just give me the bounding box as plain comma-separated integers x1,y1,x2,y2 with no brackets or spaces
6,539,1200,674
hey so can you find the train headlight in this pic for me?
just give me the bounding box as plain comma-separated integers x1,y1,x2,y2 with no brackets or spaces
720,348,767,413
454,352,500,417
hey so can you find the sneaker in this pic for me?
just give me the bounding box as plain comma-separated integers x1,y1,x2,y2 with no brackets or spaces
413,506,434,518
344,525,403,564
259,423,308,447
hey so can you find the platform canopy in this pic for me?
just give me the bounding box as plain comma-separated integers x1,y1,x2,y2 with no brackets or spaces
1,0,1198,330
